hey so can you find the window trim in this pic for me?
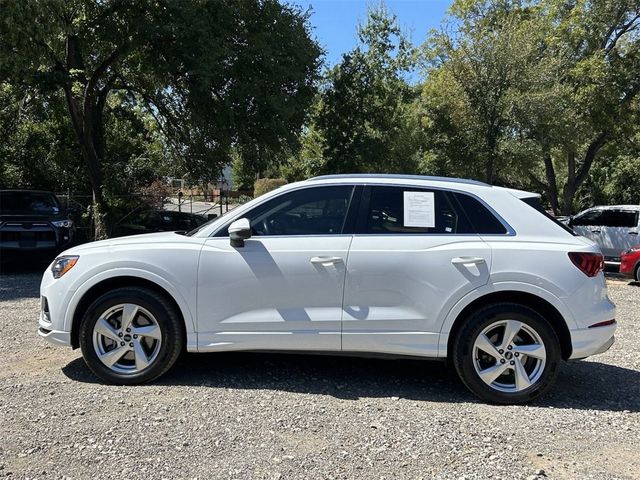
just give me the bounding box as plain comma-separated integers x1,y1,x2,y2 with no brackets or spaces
210,184,359,238
354,184,514,236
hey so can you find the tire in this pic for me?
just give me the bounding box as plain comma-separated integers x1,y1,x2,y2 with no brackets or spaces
634,263,640,282
79,287,184,385
452,303,561,404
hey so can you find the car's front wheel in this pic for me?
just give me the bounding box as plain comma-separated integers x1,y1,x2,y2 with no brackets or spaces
452,303,561,404
79,287,183,384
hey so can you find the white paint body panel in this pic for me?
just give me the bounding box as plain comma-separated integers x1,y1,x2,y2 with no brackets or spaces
39,176,616,362
342,235,491,357
197,235,351,351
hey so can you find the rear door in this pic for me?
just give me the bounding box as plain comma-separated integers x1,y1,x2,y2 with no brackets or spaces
341,185,501,357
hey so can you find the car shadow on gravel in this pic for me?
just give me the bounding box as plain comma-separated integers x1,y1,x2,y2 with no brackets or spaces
62,352,640,412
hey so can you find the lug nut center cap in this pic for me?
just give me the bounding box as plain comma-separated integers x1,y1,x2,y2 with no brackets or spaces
505,351,513,360
123,334,132,342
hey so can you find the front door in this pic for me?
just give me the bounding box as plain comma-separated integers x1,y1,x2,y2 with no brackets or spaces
342,185,497,357
196,185,356,352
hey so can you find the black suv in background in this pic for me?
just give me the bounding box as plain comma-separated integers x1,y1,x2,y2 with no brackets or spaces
0,190,75,257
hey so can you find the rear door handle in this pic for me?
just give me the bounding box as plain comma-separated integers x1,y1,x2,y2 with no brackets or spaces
310,256,343,265
590,229,601,233
451,256,486,266
629,231,638,235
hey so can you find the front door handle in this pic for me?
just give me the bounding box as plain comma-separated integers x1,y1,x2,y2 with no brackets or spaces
590,229,601,233
629,231,638,235
310,256,343,265
451,256,486,266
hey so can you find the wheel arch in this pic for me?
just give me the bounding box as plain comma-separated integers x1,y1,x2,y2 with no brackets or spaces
69,275,189,349
444,290,573,361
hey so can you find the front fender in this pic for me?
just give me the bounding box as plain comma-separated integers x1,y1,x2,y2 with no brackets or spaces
62,265,197,335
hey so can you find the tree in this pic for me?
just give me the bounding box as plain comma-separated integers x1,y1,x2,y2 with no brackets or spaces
422,0,538,184
523,0,640,214
315,4,421,174
1,0,321,237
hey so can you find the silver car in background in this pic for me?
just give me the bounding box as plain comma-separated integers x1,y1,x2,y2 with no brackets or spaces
568,205,640,266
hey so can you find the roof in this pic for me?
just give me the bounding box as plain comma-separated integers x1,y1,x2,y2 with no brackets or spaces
586,205,640,211
307,174,489,187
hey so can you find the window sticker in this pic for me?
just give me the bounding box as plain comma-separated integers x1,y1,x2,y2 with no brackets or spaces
403,191,435,228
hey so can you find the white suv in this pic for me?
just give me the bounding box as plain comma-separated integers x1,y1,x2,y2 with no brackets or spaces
39,175,616,404
568,205,640,266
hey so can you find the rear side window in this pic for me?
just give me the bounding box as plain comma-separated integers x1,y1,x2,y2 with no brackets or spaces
452,192,508,234
363,186,475,234
601,210,638,228
572,209,639,228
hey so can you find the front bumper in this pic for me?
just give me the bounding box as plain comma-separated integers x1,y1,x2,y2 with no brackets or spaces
38,282,73,348
38,326,71,346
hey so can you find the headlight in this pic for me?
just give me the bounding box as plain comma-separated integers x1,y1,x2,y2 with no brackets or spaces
51,255,79,279
52,219,73,228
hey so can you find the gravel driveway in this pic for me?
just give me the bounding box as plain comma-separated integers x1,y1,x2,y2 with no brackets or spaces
1,271,638,480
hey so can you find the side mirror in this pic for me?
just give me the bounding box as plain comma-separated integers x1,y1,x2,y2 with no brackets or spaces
229,218,251,247
568,216,574,228
207,213,218,221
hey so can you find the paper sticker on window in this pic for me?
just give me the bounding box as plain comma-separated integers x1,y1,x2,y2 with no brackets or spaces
403,191,435,228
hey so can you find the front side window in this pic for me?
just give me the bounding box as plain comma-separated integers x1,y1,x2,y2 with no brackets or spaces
217,185,354,236
572,210,606,227
364,186,475,234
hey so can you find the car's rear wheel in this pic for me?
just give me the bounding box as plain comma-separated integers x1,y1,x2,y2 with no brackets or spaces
634,263,640,282
79,287,183,384
452,303,561,404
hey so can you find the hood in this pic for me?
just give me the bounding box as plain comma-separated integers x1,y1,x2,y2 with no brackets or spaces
64,231,193,254
0,212,67,223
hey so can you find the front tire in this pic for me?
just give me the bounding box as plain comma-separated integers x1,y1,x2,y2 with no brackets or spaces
79,287,184,384
452,303,561,404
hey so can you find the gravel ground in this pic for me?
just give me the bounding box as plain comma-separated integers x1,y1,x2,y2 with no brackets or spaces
0,270,639,480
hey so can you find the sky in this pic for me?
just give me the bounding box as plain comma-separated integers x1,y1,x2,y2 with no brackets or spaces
291,0,452,71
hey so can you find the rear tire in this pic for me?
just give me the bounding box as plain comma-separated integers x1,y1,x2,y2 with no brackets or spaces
79,287,183,385
634,263,640,282
452,303,561,404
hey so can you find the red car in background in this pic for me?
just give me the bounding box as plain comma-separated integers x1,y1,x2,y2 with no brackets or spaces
620,245,640,281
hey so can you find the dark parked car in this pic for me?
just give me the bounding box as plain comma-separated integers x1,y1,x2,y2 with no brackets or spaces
113,209,208,237
0,190,75,255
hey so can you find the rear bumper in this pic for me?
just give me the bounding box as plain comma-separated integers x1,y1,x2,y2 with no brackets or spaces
569,323,616,360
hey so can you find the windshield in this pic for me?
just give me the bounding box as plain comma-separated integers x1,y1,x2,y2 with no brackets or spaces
186,206,238,236
0,191,60,215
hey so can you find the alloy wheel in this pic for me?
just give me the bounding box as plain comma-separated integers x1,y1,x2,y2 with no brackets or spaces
472,319,547,393
92,303,162,374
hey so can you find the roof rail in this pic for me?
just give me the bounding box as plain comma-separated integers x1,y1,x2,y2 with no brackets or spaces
307,173,489,186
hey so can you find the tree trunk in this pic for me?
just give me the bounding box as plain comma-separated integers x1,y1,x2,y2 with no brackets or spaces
559,133,608,216
543,153,560,215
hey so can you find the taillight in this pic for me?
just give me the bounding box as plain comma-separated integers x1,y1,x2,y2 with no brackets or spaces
568,252,604,277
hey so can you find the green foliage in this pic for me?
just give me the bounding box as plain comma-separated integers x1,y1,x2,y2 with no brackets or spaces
254,178,287,197
0,0,321,237
315,4,422,174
